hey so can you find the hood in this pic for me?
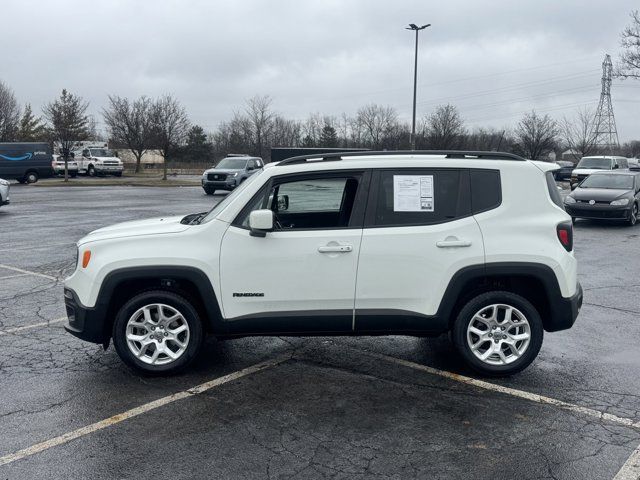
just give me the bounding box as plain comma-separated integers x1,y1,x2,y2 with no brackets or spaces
203,168,244,175
79,215,189,245
571,187,632,202
573,168,610,175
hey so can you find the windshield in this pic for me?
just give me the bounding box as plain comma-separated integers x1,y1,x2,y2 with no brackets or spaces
576,157,612,170
216,158,248,170
200,169,264,223
580,174,634,190
89,148,113,157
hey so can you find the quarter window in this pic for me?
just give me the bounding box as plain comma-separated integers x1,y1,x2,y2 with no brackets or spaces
470,169,501,214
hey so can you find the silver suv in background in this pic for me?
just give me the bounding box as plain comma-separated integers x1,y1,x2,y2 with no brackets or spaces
202,155,263,195
0,178,10,208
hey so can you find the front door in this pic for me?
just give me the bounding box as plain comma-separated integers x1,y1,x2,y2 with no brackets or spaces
219,170,369,334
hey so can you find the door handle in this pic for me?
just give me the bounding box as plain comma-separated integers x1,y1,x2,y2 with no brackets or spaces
436,239,472,248
318,244,353,253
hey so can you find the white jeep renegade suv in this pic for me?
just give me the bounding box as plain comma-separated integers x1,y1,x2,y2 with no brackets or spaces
64,151,582,376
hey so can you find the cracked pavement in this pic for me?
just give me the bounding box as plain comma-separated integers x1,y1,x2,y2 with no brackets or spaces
0,184,639,479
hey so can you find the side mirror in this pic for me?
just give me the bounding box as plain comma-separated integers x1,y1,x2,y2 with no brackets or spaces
249,209,274,237
613,164,619,169
277,194,289,211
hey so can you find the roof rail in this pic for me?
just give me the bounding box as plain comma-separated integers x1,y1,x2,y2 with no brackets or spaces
276,150,526,166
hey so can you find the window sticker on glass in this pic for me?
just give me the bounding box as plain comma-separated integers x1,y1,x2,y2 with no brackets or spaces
393,175,434,212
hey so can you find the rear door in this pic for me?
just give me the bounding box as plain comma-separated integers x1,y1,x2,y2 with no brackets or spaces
354,168,485,332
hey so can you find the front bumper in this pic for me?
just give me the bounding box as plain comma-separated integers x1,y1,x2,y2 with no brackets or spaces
565,204,632,220
202,178,237,190
95,166,124,173
64,288,110,344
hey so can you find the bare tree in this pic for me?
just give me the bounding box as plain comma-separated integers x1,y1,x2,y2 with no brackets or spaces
0,80,20,142
424,104,465,149
150,95,190,180
43,89,89,181
513,111,559,160
245,95,274,158
618,10,640,79
103,95,154,173
463,127,507,151
560,108,599,161
357,104,398,149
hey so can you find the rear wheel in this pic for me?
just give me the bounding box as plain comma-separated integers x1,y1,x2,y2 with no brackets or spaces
112,290,204,375
628,203,638,226
451,291,543,377
25,171,38,184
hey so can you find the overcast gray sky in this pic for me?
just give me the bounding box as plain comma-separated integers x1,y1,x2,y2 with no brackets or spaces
1,0,638,141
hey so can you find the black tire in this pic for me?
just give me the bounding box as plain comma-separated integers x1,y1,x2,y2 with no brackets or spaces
628,203,638,227
25,171,38,184
88,165,96,177
70,173,77,178
112,290,204,375
203,188,215,195
451,291,544,377
114,172,123,177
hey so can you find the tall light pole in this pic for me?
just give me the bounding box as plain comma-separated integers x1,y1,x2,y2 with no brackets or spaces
406,23,430,150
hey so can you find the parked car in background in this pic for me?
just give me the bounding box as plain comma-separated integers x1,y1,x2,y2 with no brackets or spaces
74,146,124,177
201,155,263,195
570,156,628,190
553,160,575,181
0,142,54,184
52,154,78,178
628,158,640,171
565,171,640,226
0,178,10,207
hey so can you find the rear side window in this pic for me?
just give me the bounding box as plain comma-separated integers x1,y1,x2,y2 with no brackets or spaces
545,171,565,210
470,169,501,214
370,169,471,227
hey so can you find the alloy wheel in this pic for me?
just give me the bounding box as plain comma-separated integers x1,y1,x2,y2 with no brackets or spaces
125,303,190,365
466,303,531,366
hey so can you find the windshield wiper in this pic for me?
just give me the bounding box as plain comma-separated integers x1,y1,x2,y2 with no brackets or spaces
180,212,208,225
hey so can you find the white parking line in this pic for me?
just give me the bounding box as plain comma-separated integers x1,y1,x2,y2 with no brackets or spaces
0,273,30,280
614,443,640,480
0,317,67,336
0,354,289,467
0,242,72,253
364,350,640,431
0,264,57,281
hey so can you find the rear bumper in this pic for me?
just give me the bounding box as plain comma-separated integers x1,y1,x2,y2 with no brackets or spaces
63,288,109,344
547,282,583,332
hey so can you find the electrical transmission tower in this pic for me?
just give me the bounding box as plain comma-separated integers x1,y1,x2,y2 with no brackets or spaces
592,54,620,150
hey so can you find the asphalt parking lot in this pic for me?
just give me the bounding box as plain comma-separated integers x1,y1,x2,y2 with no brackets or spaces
1,184,639,480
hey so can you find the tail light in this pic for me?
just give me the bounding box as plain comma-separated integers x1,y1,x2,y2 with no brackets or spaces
556,222,573,252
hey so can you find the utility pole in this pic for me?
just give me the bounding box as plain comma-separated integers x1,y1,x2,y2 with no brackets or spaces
406,23,430,150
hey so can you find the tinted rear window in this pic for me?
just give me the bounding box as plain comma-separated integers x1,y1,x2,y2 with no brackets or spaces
470,169,501,214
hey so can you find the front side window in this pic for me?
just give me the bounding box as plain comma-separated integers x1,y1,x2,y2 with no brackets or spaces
235,174,361,230
371,169,470,227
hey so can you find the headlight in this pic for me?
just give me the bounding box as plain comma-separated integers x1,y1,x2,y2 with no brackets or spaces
564,196,576,204
230,172,238,177
610,198,629,206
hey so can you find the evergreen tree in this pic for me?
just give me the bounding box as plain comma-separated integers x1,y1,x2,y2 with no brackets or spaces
319,124,338,147
18,104,46,141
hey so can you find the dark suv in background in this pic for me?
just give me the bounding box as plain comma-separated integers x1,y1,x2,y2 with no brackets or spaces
202,155,263,195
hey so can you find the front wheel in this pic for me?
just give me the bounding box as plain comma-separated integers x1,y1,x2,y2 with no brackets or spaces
451,291,544,377
88,165,96,177
112,290,204,375
627,203,638,226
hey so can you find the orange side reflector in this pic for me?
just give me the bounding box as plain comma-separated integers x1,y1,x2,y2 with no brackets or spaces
82,251,91,268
